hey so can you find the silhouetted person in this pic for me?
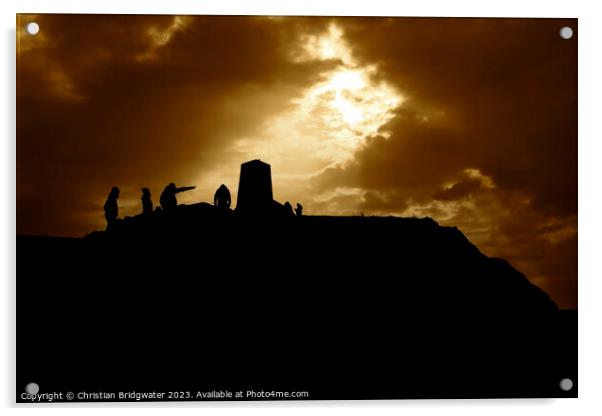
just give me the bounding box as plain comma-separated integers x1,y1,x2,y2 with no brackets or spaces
141,188,153,216
295,203,303,217
104,186,120,229
159,183,195,212
284,201,294,217
214,184,231,209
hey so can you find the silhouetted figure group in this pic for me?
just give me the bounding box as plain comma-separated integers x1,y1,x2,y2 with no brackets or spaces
103,181,301,229
284,201,303,217
103,182,195,229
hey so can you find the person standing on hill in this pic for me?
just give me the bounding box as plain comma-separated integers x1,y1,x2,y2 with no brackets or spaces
283,201,294,217
141,188,153,216
214,184,231,209
104,186,120,229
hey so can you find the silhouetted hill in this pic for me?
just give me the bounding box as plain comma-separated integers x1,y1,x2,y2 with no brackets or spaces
17,206,576,400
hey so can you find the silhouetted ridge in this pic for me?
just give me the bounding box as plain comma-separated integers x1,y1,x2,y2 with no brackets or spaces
81,211,557,319
18,178,575,400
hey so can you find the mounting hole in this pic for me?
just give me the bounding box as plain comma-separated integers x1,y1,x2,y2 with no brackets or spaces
559,26,573,40
25,382,39,395
26,22,40,36
559,378,573,391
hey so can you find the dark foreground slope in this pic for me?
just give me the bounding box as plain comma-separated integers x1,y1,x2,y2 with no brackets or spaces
17,204,577,400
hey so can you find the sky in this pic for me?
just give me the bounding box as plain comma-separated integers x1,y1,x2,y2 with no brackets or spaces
16,15,577,308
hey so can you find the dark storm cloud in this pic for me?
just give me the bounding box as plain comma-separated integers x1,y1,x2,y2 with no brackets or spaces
17,14,335,236
334,17,576,215
432,177,484,202
313,112,472,203
312,17,577,307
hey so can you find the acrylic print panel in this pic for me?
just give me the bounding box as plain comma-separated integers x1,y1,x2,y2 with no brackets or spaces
16,14,577,402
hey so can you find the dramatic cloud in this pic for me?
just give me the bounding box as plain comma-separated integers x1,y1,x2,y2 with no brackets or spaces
17,15,577,308
310,18,577,307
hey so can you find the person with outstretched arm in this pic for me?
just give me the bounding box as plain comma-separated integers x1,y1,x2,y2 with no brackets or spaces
159,183,195,212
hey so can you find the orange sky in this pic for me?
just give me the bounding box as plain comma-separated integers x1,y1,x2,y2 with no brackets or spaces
16,15,577,308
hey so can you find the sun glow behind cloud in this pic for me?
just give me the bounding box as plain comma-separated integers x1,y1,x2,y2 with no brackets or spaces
291,23,403,159
137,16,191,61
188,23,404,211
293,23,355,63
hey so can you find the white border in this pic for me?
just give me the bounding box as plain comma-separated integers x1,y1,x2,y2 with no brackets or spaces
3,0,601,415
